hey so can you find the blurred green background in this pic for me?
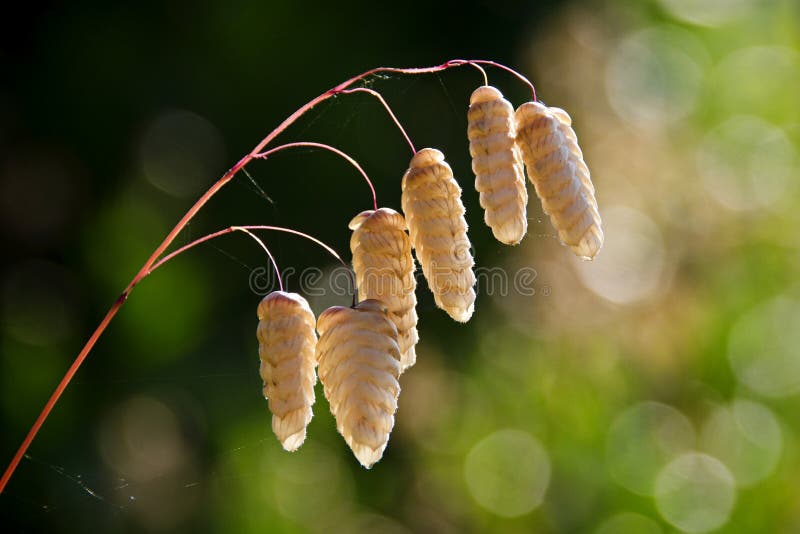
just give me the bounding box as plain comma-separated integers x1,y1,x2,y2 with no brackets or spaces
2,0,800,532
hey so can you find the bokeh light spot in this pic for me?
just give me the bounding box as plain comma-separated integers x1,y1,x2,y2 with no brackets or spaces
342,513,414,534
98,395,199,530
574,206,666,305
606,401,695,495
99,395,186,482
140,109,225,198
0,150,84,244
728,295,800,398
464,429,551,517
595,512,663,534
270,442,354,528
710,46,800,124
654,452,736,533
700,398,783,487
1,260,78,346
606,27,706,128
657,0,757,27
698,115,796,211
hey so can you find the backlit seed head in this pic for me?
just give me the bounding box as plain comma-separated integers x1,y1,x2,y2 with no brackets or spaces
256,291,318,452
515,101,603,259
349,208,419,372
468,86,528,245
401,148,476,322
316,299,402,468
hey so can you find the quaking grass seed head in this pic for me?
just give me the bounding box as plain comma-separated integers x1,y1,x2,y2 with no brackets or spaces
3,60,608,495
401,148,476,322
468,86,528,245
256,291,318,452
514,101,603,259
349,208,419,372
315,299,401,468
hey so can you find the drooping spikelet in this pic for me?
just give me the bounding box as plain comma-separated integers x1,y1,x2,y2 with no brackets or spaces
316,299,401,468
515,101,603,259
468,85,528,245
401,148,476,322
256,291,318,452
349,208,418,372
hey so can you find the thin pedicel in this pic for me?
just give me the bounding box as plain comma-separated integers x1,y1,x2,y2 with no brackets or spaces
335,87,416,154
251,141,378,211
235,227,283,292
151,225,352,291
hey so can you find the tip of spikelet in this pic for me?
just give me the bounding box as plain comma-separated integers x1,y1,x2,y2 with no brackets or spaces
547,106,573,126
450,303,474,323
349,208,406,232
348,210,375,230
410,148,444,168
351,442,388,469
572,226,604,260
514,101,549,121
280,429,307,452
469,85,503,105
516,101,573,129
257,291,312,319
400,345,417,373
492,225,526,247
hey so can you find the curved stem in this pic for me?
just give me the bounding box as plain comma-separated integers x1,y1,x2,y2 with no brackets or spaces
150,225,355,305
235,227,283,292
0,58,535,494
0,292,127,494
150,225,349,275
468,62,489,86
336,88,416,155
465,60,537,100
252,142,377,211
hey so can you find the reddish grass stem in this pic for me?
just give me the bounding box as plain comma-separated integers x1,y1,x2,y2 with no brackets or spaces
252,142,377,211
336,88,416,155
0,58,535,494
150,225,355,306
150,225,350,276
464,59,537,100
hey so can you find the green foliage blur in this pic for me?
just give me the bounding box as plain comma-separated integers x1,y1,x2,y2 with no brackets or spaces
2,0,799,532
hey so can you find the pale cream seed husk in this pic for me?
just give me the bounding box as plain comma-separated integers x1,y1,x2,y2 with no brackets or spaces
468,85,528,245
515,101,603,259
401,148,476,322
349,208,419,372
316,299,402,468
256,291,318,452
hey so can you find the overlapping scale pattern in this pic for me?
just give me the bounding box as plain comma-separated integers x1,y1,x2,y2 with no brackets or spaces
468,85,528,245
256,291,318,451
349,208,419,372
515,102,603,259
316,299,402,468
401,148,476,322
